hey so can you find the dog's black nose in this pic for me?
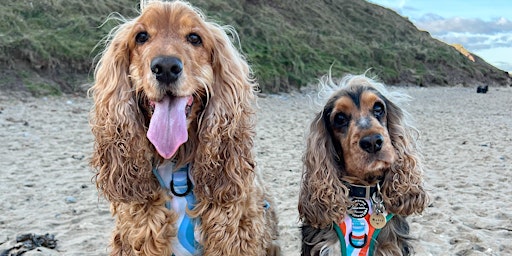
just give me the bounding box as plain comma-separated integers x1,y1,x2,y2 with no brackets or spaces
151,56,183,84
359,134,384,153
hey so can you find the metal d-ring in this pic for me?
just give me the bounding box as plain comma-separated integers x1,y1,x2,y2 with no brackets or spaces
349,232,368,248
170,174,193,197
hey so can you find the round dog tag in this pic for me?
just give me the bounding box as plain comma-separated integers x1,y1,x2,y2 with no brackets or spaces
348,198,369,218
369,213,387,229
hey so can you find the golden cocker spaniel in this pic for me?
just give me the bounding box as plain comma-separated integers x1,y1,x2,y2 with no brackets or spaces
298,74,428,256
89,1,279,255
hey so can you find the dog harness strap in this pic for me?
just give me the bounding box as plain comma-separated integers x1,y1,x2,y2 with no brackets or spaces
153,163,199,256
334,198,393,256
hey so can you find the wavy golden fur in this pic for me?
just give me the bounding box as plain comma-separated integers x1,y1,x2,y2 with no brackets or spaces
298,74,428,255
89,1,279,255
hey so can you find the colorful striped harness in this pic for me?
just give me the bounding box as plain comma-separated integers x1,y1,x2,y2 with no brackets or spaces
153,162,200,256
333,183,393,256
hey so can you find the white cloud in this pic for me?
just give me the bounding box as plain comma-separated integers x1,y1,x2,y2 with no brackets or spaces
411,15,512,70
497,17,508,25
436,32,512,50
415,15,512,34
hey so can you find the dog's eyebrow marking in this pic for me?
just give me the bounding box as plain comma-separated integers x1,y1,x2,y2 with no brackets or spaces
346,91,361,109
344,86,367,109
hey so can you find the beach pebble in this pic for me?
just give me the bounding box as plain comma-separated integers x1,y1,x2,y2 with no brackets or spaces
71,154,84,160
65,196,77,204
24,183,35,187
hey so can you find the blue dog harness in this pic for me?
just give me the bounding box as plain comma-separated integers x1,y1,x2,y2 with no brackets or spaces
153,162,200,256
153,162,272,256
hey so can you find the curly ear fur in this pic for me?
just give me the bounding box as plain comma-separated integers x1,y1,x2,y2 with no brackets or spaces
381,98,428,215
191,23,256,205
188,23,269,254
298,111,349,229
90,20,159,203
110,191,176,255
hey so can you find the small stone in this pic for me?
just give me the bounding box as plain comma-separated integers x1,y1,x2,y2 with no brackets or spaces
65,196,77,204
24,183,35,187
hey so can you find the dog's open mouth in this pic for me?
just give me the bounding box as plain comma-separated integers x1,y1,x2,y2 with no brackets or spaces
147,95,194,159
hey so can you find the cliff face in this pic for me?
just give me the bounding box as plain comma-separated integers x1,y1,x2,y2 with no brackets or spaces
1,0,510,95
451,44,475,62
195,0,511,89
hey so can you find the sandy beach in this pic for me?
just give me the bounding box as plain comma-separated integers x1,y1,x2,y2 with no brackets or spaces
1,85,511,255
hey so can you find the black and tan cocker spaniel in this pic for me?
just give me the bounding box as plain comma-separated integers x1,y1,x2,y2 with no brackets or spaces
298,74,428,256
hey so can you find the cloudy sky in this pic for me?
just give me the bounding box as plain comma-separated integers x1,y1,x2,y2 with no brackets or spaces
367,0,512,72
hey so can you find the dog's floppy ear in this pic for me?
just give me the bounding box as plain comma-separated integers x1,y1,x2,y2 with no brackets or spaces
298,108,349,229
380,98,428,215
191,23,257,204
90,21,159,203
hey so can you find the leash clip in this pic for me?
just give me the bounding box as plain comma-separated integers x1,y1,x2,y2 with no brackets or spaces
371,183,385,214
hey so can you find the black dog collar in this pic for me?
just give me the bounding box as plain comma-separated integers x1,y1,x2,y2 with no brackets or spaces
344,182,379,199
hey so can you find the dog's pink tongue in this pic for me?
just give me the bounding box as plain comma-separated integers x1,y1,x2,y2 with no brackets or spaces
147,95,189,159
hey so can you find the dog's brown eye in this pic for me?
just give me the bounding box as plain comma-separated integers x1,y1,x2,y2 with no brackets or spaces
136,32,149,44
373,102,385,118
187,33,202,46
333,113,349,129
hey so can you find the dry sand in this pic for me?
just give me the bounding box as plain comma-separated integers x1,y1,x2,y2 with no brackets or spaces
1,85,511,255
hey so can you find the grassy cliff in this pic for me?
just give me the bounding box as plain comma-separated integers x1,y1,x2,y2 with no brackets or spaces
1,0,510,95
